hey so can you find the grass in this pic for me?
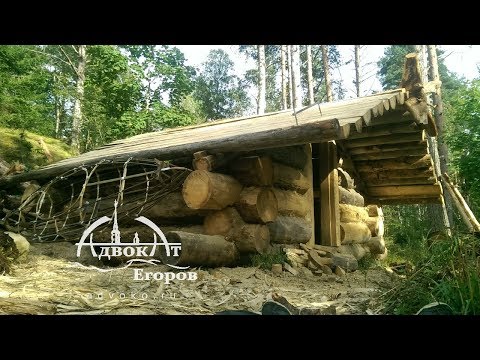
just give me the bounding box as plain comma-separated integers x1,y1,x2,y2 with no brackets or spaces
0,127,74,171
380,233,480,315
250,248,289,270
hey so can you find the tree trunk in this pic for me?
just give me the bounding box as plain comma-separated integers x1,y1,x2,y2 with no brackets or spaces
321,45,333,102
182,170,243,210
71,45,86,151
257,45,266,115
415,45,451,233
235,187,278,224
354,45,361,97
427,45,454,226
306,45,314,105
287,45,294,109
291,45,302,108
162,231,239,267
268,216,311,244
281,45,288,110
53,73,61,138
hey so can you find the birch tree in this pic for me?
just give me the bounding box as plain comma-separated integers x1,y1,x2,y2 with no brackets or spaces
306,45,314,104
71,45,86,151
291,45,302,108
257,45,266,114
281,45,288,109
321,45,333,102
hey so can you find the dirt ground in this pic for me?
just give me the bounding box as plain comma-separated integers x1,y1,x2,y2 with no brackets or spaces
0,242,397,315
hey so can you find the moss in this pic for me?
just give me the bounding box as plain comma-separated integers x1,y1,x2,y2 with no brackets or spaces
0,127,74,170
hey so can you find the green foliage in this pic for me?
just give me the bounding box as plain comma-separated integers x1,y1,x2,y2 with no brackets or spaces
382,234,480,315
250,248,288,270
445,79,480,213
194,49,250,120
0,45,55,136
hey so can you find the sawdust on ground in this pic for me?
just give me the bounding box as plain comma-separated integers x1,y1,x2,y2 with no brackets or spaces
0,243,397,315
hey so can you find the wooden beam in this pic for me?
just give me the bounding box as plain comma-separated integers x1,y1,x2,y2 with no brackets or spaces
367,177,436,187
345,131,425,148
442,174,475,232
366,184,442,197
360,168,434,181
367,197,442,205
443,173,480,232
1,116,342,184
318,141,340,247
346,121,419,139
355,155,432,171
400,53,423,98
349,142,427,155
352,148,427,161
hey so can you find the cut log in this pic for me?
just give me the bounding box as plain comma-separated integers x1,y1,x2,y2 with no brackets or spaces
204,207,244,236
339,204,369,223
331,253,358,272
182,170,243,210
193,154,217,171
141,192,210,219
365,216,384,237
366,205,380,217
258,145,309,170
340,222,371,244
272,188,308,217
161,231,239,267
229,155,273,186
339,186,365,207
235,187,278,224
364,236,386,255
229,224,270,254
268,216,311,244
338,168,355,189
272,162,310,195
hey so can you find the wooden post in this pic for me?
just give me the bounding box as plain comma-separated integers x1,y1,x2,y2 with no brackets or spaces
304,144,315,247
318,141,340,246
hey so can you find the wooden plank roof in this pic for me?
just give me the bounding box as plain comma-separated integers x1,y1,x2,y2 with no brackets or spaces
1,88,442,204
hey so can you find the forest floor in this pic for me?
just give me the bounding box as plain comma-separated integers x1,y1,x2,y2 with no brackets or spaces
0,242,398,315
